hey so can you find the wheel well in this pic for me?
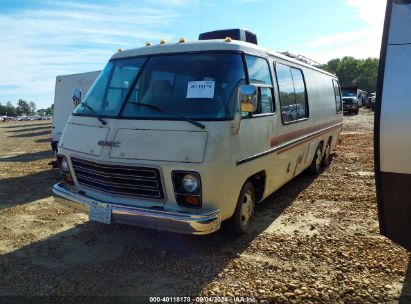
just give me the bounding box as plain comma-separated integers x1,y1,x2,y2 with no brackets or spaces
247,170,266,203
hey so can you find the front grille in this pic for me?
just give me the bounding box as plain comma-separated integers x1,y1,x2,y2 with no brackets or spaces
343,98,353,105
71,157,164,199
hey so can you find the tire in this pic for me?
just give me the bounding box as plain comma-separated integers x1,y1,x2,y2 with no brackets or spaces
308,143,323,175
355,109,359,115
321,140,332,168
224,181,255,235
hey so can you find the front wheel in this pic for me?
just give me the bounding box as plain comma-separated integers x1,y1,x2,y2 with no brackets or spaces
224,181,255,235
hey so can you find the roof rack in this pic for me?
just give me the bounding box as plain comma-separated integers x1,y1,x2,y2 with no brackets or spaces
280,51,323,68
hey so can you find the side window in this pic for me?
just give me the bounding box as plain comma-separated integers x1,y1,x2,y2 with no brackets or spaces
260,87,273,114
245,55,274,115
276,62,308,123
333,79,342,113
291,68,308,119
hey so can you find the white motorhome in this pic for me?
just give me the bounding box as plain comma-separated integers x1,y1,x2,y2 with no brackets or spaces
53,29,343,235
51,71,100,152
375,0,411,250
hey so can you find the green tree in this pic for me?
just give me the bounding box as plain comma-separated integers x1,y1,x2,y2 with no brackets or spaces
322,58,341,74
36,109,47,116
16,99,31,116
0,103,5,115
5,101,17,116
323,57,379,92
357,58,379,92
29,101,37,115
45,106,53,116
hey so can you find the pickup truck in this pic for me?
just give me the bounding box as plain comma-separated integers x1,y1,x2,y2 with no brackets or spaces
341,89,359,115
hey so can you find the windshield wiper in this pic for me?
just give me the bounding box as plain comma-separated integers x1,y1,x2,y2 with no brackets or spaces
80,103,107,126
130,102,205,129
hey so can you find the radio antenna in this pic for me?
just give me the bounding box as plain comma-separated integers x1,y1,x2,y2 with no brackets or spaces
200,0,203,32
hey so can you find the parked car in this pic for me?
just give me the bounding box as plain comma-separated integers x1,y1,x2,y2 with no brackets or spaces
368,92,376,110
281,103,306,122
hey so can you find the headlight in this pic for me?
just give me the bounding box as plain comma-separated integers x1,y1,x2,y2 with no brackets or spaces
182,174,199,193
60,158,70,173
172,171,202,208
57,155,74,185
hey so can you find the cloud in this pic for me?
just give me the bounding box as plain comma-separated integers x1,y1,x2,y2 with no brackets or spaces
293,0,386,63
0,1,184,108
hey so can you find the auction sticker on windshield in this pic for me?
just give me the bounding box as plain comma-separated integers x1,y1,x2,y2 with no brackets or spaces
89,201,112,224
186,81,215,99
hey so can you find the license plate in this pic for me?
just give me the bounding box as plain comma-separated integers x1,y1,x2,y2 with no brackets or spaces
89,202,112,224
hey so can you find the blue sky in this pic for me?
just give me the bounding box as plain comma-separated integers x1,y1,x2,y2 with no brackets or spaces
0,0,386,109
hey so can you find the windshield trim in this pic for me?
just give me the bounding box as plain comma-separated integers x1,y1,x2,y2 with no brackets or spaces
71,113,234,122
73,50,245,122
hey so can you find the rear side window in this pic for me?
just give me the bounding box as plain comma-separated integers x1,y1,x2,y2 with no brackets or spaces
245,55,274,115
275,63,308,123
332,79,342,113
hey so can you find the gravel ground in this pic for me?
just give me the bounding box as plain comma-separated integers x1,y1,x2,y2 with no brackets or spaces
0,110,410,303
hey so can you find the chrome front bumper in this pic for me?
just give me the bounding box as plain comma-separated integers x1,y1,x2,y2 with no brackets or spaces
53,183,221,235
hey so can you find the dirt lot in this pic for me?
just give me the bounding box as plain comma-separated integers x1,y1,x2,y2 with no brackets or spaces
0,110,410,303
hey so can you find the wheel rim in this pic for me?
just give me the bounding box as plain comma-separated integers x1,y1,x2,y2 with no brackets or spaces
240,190,254,227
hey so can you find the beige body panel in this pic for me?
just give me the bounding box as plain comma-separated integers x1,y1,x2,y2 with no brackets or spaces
59,123,109,156
110,129,208,162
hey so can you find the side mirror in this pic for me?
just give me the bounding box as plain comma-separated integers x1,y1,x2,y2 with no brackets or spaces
72,89,81,107
238,85,257,113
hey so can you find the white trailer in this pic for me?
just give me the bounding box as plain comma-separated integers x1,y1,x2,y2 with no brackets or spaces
51,71,100,152
52,29,343,235
375,0,411,250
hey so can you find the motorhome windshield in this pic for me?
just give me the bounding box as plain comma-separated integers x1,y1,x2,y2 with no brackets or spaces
74,52,246,120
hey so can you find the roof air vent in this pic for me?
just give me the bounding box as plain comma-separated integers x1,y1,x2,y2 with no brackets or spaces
198,29,257,45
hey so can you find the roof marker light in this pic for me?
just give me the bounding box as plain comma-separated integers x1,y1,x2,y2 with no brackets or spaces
117,48,123,52
145,42,152,47
224,37,232,43
160,39,166,45
179,37,186,43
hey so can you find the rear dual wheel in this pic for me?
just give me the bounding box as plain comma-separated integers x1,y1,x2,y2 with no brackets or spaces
321,140,332,168
309,140,333,175
309,143,323,175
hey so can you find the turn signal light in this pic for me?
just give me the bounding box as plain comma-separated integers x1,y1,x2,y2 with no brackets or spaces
184,196,201,206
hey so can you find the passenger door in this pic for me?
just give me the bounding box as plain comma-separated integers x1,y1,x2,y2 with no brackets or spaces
375,0,411,250
231,55,277,188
